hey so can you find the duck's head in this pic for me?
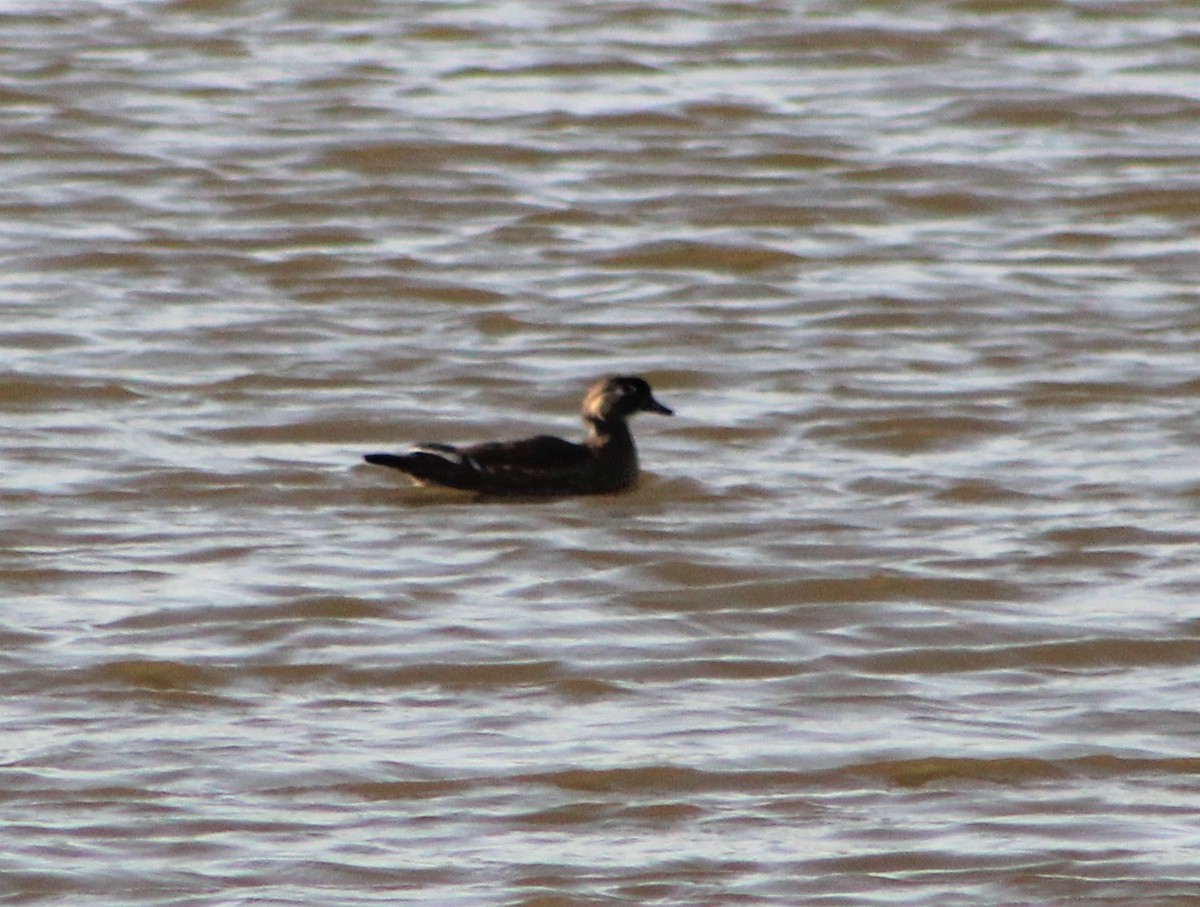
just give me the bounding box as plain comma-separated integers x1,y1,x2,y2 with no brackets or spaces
582,375,674,423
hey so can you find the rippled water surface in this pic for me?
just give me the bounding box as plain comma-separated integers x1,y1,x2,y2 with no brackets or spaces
5,0,1200,903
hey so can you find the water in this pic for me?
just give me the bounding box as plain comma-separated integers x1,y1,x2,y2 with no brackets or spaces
4,0,1200,903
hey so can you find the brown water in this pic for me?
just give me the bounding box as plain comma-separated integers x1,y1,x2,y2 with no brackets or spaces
4,0,1200,903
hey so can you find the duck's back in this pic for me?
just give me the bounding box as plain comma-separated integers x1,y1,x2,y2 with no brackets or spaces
367,434,599,495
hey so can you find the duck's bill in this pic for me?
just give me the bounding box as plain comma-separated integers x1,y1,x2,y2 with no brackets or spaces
646,397,674,416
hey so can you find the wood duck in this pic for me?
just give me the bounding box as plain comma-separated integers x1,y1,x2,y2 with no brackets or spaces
364,375,673,497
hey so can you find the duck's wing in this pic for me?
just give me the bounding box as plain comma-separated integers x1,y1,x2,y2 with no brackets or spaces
459,435,595,494
364,435,592,494
462,435,589,470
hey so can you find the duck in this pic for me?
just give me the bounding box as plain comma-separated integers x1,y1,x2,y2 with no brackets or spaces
363,375,673,497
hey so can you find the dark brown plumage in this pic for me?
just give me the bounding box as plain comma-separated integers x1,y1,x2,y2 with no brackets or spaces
363,376,673,497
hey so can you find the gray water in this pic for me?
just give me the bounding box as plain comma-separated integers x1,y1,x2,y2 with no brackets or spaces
4,1,1200,903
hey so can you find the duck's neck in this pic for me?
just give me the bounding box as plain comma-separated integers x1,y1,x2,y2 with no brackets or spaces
584,416,635,453
582,415,641,492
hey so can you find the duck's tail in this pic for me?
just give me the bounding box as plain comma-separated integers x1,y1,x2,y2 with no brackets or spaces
363,445,482,491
